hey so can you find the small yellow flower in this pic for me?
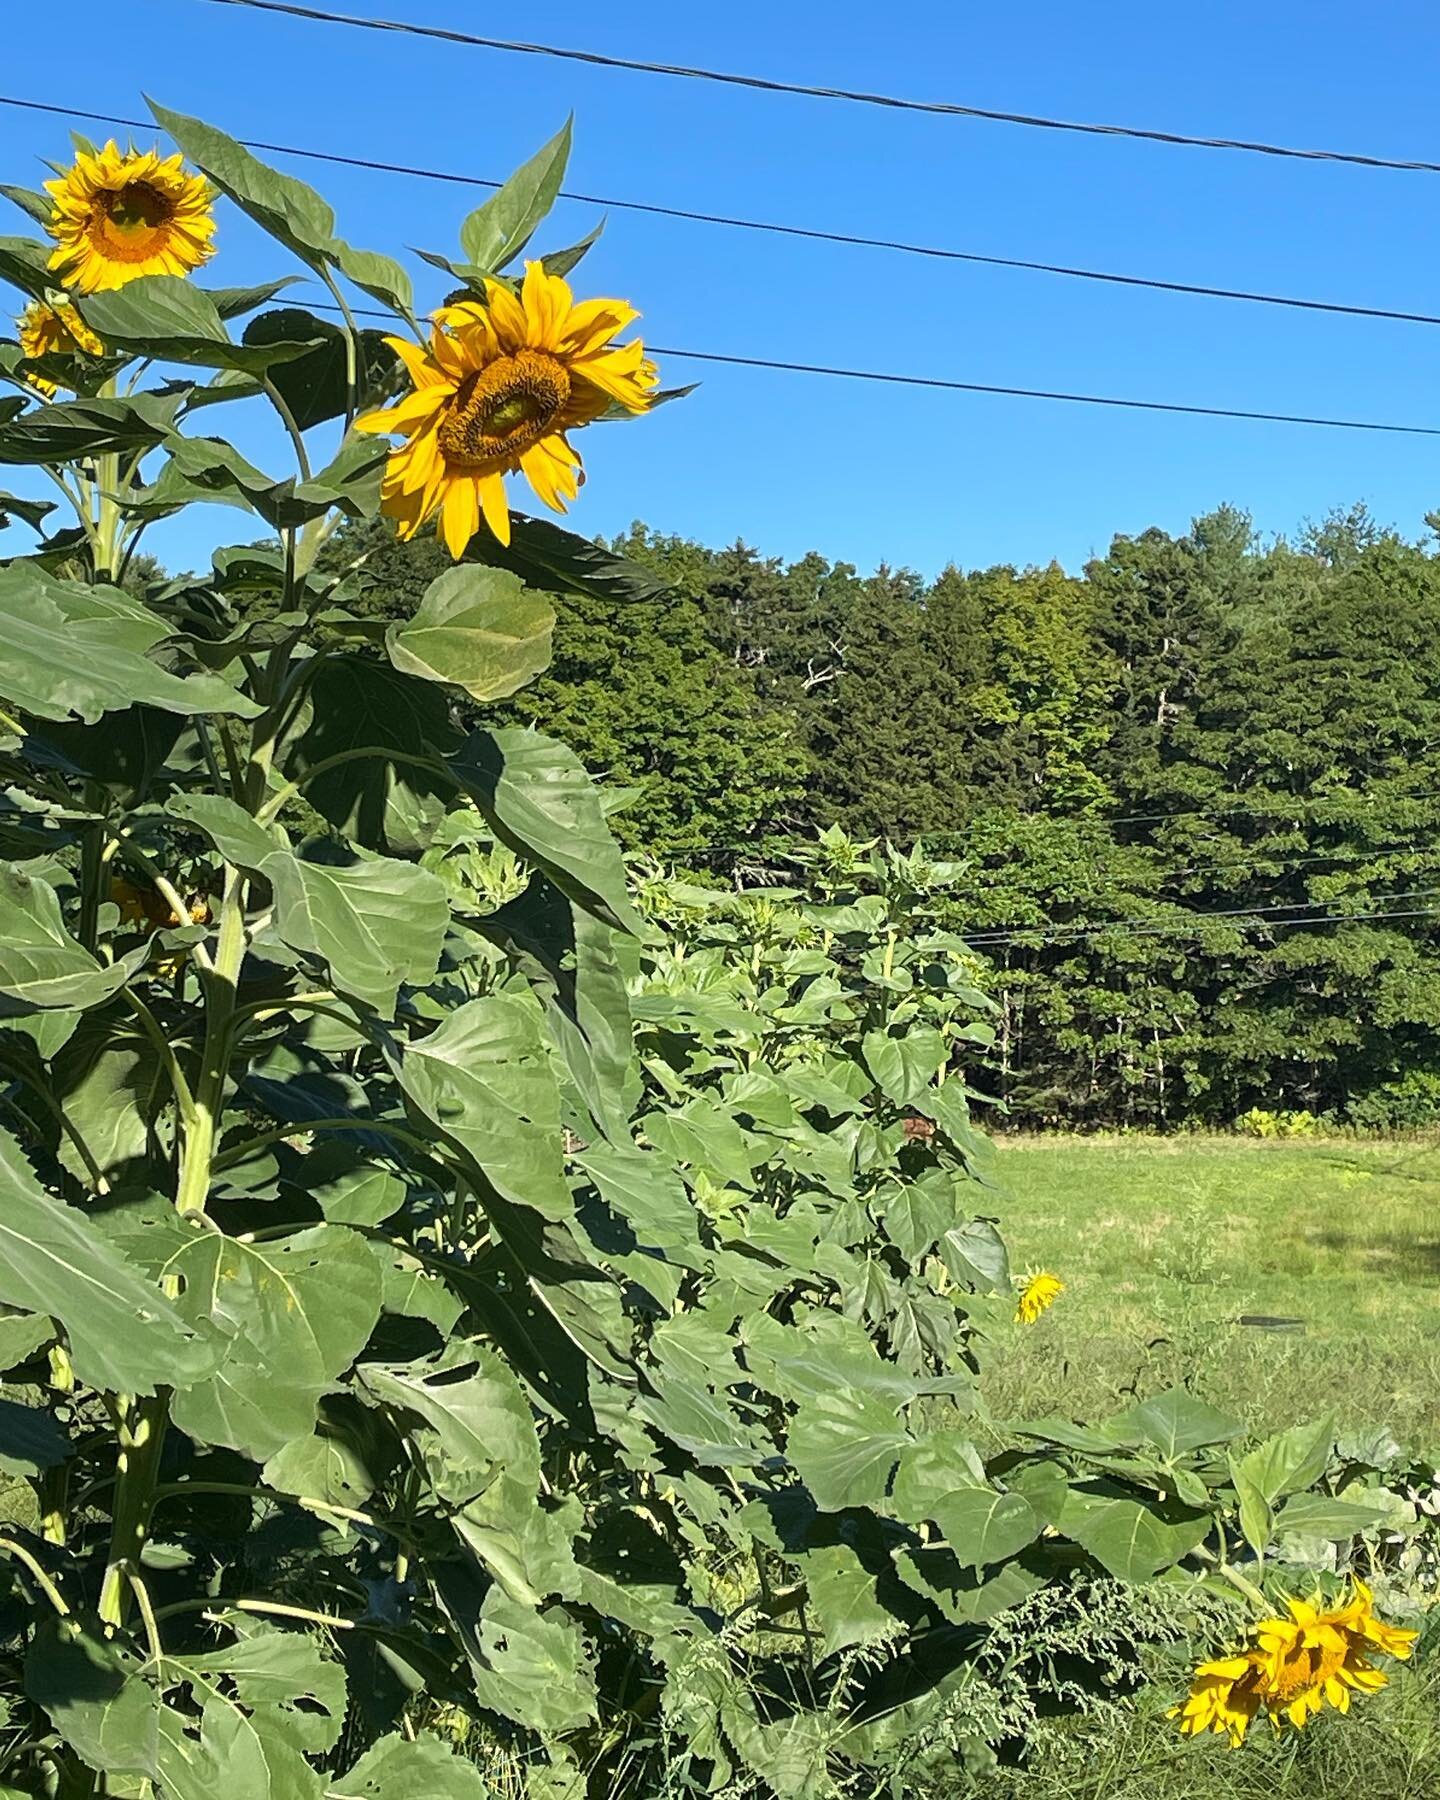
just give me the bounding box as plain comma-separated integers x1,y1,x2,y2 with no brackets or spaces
44,142,216,294
1015,1270,1064,1324
356,260,657,557
110,877,210,932
1173,1579,1416,1747
16,300,104,397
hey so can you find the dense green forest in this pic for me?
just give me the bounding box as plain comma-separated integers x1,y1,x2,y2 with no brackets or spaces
332,502,1440,1131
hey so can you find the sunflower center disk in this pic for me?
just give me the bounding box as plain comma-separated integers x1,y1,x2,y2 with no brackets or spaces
438,351,571,470
1269,1642,1346,1700
92,181,173,260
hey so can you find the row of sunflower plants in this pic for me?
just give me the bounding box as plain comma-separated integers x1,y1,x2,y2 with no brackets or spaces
0,106,1428,1799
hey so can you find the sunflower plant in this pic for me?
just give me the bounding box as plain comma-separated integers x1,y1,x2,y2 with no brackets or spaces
0,104,1428,1800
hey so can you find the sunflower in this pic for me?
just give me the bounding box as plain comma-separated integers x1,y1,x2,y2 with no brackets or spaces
16,300,104,397
356,260,657,557
44,142,216,294
1015,1270,1064,1324
1173,1579,1417,1746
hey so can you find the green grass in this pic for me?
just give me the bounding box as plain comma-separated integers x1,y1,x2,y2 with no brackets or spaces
971,1647,1440,1800
979,1134,1440,1447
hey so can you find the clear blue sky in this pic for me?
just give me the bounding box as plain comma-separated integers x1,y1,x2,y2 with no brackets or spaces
4,0,1440,578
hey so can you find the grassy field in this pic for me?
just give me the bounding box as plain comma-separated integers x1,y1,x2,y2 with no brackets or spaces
980,1134,1440,1449
966,1134,1440,1800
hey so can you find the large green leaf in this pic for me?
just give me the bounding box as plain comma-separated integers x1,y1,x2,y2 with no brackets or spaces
150,102,336,266
265,846,451,1018
242,309,399,430
28,1616,327,1799
0,565,259,724
798,1545,897,1660
387,565,554,703
0,864,147,1014
1113,1388,1245,1459
397,994,571,1219
862,1026,948,1105
283,657,454,856
0,1127,208,1395
454,1475,582,1606
0,235,58,303
787,1387,911,1511
0,391,183,464
337,1733,491,1800
331,239,416,318
486,876,637,1142
1058,1488,1211,1580
171,794,448,1014
358,1343,539,1506
166,1225,382,1460
180,1621,347,1756
50,1008,169,1183
930,1485,1041,1570
1234,1416,1335,1504
263,1426,377,1513
1272,1492,1387,1538
77,277,323,374
458,120,571,274
463,1589,597,1733
483,514,674,605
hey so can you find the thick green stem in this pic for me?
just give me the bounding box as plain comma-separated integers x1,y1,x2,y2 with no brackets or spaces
176,867,247,1219
97,1393,168,1629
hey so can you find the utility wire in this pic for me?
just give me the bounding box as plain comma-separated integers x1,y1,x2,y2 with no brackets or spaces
635,347,1440,438
961,886,1440,947
8,93,1436,331
199,0,1440,178
962,905,1440,949
295,295,1440,439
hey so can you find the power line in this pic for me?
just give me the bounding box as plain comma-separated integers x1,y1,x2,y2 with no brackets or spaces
200,0,1440,178
1100,790,1440,829
961,887,1440,948
631,347,1440,439
298,296,1440,441
8,94,1436,332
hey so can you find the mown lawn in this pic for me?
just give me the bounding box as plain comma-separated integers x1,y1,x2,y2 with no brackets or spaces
978,1134,1440,1448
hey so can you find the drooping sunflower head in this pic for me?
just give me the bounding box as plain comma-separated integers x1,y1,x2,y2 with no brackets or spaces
1174,1581,1418,1747
357,260,658,557
1170,1651,1268,1747
44,142,216,294
16,300,104,397
1015,1270,1064,1324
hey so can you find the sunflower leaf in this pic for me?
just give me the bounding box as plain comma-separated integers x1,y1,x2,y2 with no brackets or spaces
202,278,302,319
541,221,605,279
478,514,674,605
386,565,555,703
0,186,52,228
148,101,336,267
0,236,59,304
0,563,261,723
77,278,324,376
0,391,184,465
452,727,644,935
332,239,415,319
459,119,572,276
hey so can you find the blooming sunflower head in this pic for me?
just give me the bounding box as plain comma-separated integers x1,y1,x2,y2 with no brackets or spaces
356,260,658,558
1173,1580,1417,1746
44,142,216,294
1015,1270,1064,1324
16,300,104,397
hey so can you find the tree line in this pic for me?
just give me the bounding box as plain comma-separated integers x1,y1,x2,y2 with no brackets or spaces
332,501,1440,1129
